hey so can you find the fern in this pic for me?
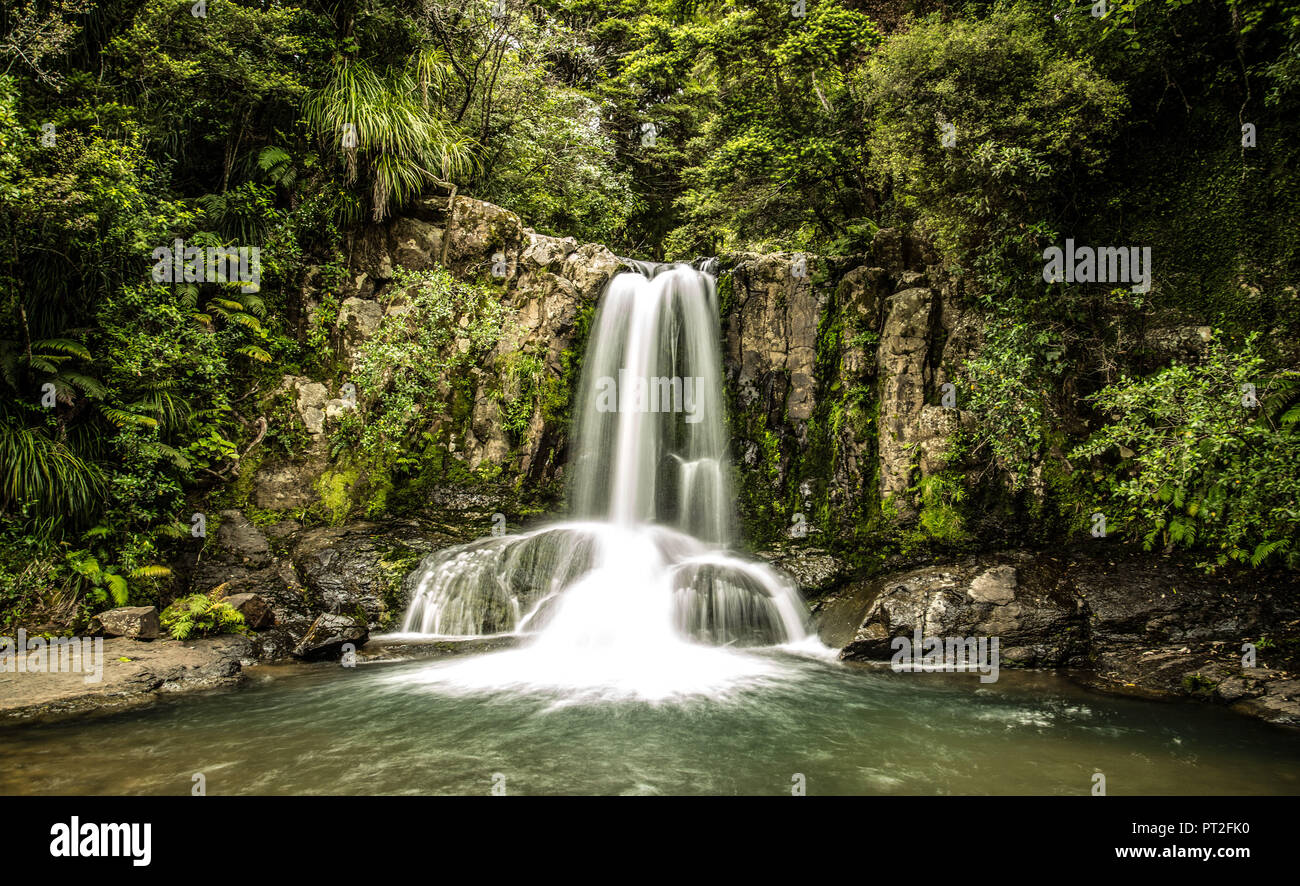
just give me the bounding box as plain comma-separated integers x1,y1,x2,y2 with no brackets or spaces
160,594,246,641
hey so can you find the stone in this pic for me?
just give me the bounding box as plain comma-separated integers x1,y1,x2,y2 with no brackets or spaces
338,297,385,365
967,566,1017,604
93,606,161,640
756,546,848,597
292,613,369,661
220,593,274,631
288,522,457,631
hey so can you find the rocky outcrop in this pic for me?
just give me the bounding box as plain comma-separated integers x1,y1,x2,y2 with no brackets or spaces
252,196,625,518
754,544,849,597
288,521,460,630
247,194,969,541
720,228,968,543
725,253,823,448
813,547,1300,726
190,510,306,657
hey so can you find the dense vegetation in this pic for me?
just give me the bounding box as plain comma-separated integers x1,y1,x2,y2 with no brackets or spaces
2,0,1298,631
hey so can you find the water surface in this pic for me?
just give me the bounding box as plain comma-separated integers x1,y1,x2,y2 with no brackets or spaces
2,653,1297,796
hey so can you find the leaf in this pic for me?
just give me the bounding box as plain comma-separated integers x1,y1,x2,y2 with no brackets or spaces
105,573,129,606
237,345,273,363
101,407,159,428
32,338,92,360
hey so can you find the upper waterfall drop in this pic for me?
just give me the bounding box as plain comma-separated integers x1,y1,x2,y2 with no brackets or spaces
394,262,818,698
568,264,732,544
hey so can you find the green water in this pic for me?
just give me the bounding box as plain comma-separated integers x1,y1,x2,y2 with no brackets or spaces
2,653,1297,795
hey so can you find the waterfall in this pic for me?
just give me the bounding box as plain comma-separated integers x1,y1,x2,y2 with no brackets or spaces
568,265,731,543
394,263,816,698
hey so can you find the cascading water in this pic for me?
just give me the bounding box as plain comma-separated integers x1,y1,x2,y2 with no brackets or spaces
393,263,819,699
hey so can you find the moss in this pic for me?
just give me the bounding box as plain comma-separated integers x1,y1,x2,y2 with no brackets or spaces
316,466,360,526
226,448,263,509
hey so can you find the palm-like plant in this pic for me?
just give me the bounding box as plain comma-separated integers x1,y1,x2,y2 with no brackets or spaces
0,412,105,519
0,334,107,522
303,48,475,221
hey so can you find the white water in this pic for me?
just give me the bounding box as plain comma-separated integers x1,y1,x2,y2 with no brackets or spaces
392,263,820,700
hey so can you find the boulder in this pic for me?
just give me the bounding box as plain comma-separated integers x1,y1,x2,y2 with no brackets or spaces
755,545,848,597
220,593,274,631
93,606,161,640
292,613,369,661
816,548,1300,722
213,510,271,568
337,297,385,366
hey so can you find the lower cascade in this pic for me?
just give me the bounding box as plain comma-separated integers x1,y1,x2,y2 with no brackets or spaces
394,263,817,698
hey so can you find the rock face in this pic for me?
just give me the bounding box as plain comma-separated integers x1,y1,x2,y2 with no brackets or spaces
245,194,968,541
92,606,161,640
720,229,969,544
252,196,625,517
753,544,848,598
814,547,1300,725
822,554,1083,664
288,522,457,630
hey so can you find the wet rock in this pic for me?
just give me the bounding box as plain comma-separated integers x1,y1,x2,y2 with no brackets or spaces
92,606,161,640
292,613,369,661
1233,679,1300,727
967,565,1017,604
828,555,1080,666
287,522,459,631
191,511,291,606
755,545,848,597
213,510,271,568
821,548,1300,726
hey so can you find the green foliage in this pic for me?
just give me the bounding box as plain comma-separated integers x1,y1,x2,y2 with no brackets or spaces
336,267,510,464
1073,335,1300,569
915,473,969,545
496,353,546,445
666,1,880,255
859,4,1126,287
320,266,519,519
160,593,245,641
0,0,1298,624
